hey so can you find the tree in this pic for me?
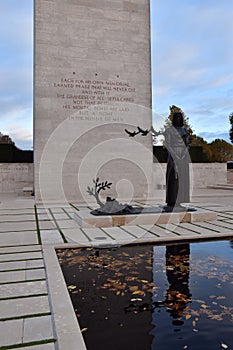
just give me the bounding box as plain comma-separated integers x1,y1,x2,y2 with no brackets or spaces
229,112,233,144
209,139,233,162
191,135,212,161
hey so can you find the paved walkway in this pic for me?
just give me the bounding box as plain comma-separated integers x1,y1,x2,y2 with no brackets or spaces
0,189,232,349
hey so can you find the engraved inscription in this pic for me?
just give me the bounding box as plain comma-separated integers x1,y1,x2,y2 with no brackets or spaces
53,78,136,116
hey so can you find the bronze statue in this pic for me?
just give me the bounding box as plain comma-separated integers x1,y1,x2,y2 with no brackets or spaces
164,112,191,210
88,114,194,215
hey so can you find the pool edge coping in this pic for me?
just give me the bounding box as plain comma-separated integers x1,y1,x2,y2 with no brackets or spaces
43,232,233,350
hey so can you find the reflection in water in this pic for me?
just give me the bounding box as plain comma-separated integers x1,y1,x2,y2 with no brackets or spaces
230,240,233,250
151,243,191,342
164,244,191,321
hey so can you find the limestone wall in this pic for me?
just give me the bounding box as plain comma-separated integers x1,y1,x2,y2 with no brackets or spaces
0,162,227,196
0,163,33,193
153,163,227,190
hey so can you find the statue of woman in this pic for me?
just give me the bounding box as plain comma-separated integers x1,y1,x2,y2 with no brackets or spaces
164,112,191,211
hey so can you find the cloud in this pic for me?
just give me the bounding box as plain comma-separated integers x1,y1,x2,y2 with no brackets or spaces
2,124,33,150
0,1,33,150
199,131,231,144
6,125,32,141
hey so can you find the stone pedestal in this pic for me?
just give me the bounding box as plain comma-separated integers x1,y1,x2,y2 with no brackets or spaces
73,208,217,228
34,0,153,204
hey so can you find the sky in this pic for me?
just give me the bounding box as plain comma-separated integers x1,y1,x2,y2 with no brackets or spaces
0,0,232,149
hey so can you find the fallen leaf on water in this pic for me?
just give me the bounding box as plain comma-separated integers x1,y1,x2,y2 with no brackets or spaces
125,276,136,281
221,343,228,349
68,285,76,290
201,304,208,309
81,328,88,333
116,291,121,296
129,286,139,292
140,279,148,283
132,290,145,296
185,314,191,320
131,298,143,302
192,329,199,332
217,296,226,300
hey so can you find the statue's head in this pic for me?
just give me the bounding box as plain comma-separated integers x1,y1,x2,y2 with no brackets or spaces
172,112,184,127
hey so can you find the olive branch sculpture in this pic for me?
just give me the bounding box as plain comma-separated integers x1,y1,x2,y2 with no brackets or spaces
87,178,112,207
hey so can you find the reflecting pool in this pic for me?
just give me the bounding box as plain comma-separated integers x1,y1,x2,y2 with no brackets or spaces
57,240,233,350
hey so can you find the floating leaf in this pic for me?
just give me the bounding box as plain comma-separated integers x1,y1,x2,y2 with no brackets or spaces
221,343,228,349
217,296,226,300
81,328,88,333
129,286,139,292
201,304,208,309
116,291,121,296
185,314,191,320
68,285,76,290
132,290,145,296
140,279,149,283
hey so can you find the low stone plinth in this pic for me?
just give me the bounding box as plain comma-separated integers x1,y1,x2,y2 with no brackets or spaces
73,208,217,228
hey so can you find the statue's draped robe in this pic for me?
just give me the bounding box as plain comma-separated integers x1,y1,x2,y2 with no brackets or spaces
164,126,191,207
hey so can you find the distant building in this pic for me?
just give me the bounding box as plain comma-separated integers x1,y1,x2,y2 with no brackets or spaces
0,132,15,145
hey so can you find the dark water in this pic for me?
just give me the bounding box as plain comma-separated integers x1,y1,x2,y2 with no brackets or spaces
57,240,233,350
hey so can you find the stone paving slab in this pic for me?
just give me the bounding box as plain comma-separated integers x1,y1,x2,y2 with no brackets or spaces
23,315,54,343
0,280,47,299
26,259,45,269
0,259,44,272
56,219,80,229
0,245,41,254
0,208,35,215
26,268,46,280
0,251,42,262
38,221,57,230
37,214,53,220
209,220,233,230
103,226,138,240
0,221,37,232
0,270,26,283
0,268,45,283
0,231,38,246
40,229,64,244
162,223,201,236
81,227,115,241
0,295,50,320
122,225,156,238
0,319,23,347
53,213,70,220
140,224,176,237
0,214,36,222
61,228,90,244
0,260,28,271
